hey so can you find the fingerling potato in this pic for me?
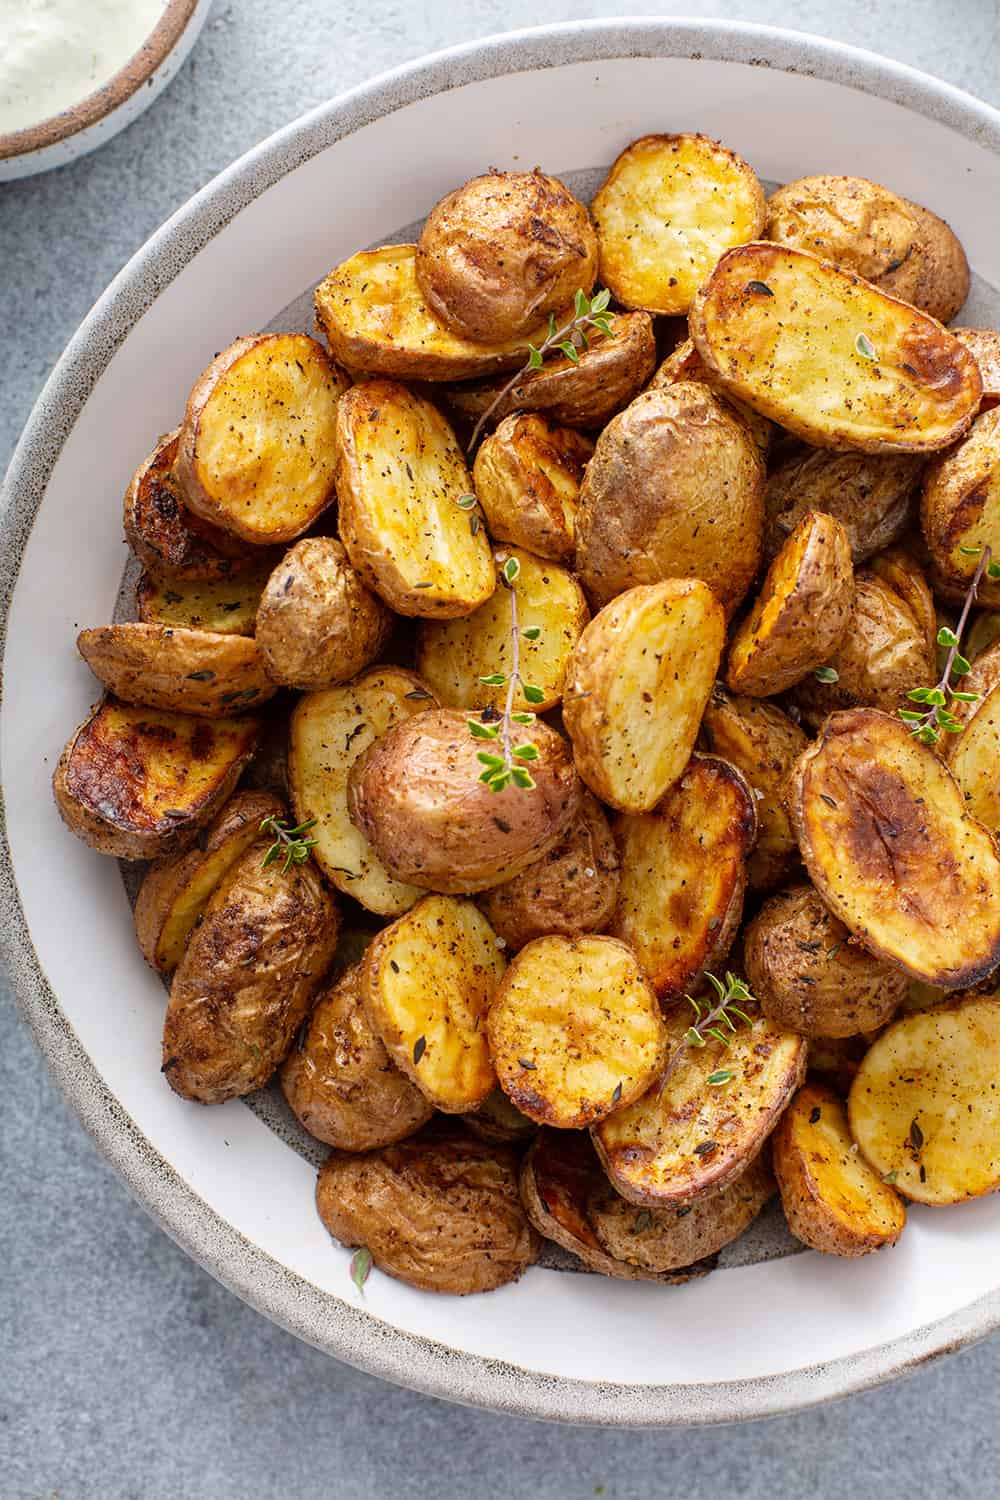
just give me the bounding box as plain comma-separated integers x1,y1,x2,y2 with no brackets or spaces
471,414,593,563
920,407,1000,609
136,566,272,636
763,446,920,566
77,623,276,717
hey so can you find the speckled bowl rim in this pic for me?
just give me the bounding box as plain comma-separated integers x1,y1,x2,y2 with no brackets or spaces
0,0,201,161
3,18,1000,1427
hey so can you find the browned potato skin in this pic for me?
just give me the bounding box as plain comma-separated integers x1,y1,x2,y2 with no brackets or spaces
651,339,772,455
462,1088,537,1146
161,839,339,1104
883,202,970,324
744,884,906,1038
472,414,593,562
52,697,260,860
575,382,765,615
255,538,393,690
920,407,1000,609
280,962,433,1150
477,791,619,950
77,623,277,718
347,708,582,894
316,1129,541,1295
762,446,920,566
416,169,598,343
952,328,1000,409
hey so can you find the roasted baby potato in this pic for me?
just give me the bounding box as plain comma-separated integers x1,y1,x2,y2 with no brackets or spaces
744,884,906,1038
177,334,347,544
471,414,593,562
280,961,434,1149
591,134,765,316
885,201,971,325
762,446,920,566
477,792,619,950
773,1081,906,1255
462,1088,537,1147
575,383,764,614
361,895,504,1112
488,934,667,1129
650,338,772,454
255,538,392,690
611,754,757,998
415,169,597,343
347,708,581,895
867,546,938,661
77,623,276,718
786,707,1000,988
161,839,339,1103
593,1003,806,1207
689,243,982,453
136,565,272,636
134,788,284,971
334,380,494,618
416,547,588,713
967,612,1000,665
946,680,1000,836
952,327,1000,409
53,698,260,860
849,996,1000,1205
316,1128,540,1295
288,666,438,916
920,408,1000,609
701,691,808,891
726,512,854,696
563,580,725,813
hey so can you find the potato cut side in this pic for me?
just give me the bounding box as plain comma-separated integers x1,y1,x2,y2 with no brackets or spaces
361,895,504,1113
136,566,272,636
592,134,765,316
563,580,725,813
592,1004,806,1207
774,1082,906,1254
848,997,1000,1205
335,379,495,618
786,708,1000,987
77,623,277,718
690,243,982,453
948,683,1000,835
416,546,588,713
488,934,667,1129
611,754,756,998
177,334,347,544
288,667,437,916
726,512,855,697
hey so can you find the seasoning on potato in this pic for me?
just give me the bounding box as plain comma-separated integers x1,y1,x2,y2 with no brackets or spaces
920,407,1000,609
136,565,272,636
650,338,772,455
762,446,921,566
77,622,277,718
947,679,1000,835
951,327,1000,410
471,414,593,563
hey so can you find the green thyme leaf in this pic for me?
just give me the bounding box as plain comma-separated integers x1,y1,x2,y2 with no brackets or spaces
591,288,611,314
706,1069,735,1086
574,288,589,317
513,743,539,762
937,626,959,648
479,672,508,686
527,345,543,370
511,767,536,790
521,625,542,641
952,654,971,677
855,332,877,360
684,1026,707,1048
959,545,983,556
511,712,535,725
468,719,500,739
350,1247,373,1294
559,340,580,364
455,493,477,510
952,691,980,703
503,556,521,585
813,665,839,683
521,683,545,705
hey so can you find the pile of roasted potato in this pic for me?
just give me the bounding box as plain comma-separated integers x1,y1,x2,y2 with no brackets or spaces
54,136,1000,1297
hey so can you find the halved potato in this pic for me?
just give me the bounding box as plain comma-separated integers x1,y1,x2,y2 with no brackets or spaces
487,934,667,1129
471,414,593,563
134,788,284,971
53,697,260,860
563,580,725,813
786,707,1000,987
592,1002,806,1207
361,895,504,1113
591,134,765,316
416,547,588,714
726,512,854,696
689,243,982,453
136,566,271,636
920,407,1000,609
952,327,1000,409
611,754,757,998
288,666,438,916
848,996,1000,1205
650,338,772,454
701,691,808,891
177,334,347,544
763,447,920,567
947,681,1000,835
774,1081,906,1254
334,380,494,618
77,623,276,717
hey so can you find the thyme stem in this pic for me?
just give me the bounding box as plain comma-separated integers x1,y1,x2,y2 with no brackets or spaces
657,973,754,1099
902,544,991,745
499,582,520,775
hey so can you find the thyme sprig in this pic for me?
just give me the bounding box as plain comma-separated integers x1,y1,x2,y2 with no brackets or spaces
468,555,544,793
899,545,996,746
466,288,616,453
260,814,318,873
657,972,755,1098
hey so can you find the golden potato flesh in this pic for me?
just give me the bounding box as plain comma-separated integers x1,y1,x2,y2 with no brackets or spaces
690,243,982,453
471,414,593,563
947,682,1000,835
416,169,597,343
77,623,276,718
848,997,1000,1205
362,896,505,1113
774,1081,906,1254
136,566,271,636
563,580,725,813
920,408,1000,609
575,382,764,614
611,754,756,998
952,327,1000,408
592,134,765,316
176,334,347,544
786,708,1000,988
763,446,920,566
334,380,495,619
744,884,907,1038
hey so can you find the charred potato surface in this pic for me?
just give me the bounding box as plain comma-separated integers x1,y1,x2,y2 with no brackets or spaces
471,414,593,563
77,622,276,718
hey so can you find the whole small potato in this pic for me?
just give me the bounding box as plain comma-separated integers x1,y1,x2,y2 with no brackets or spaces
744,884,907,1038
416,169,598,343
347,708,582,894
472,414,593,562
921,407,1000,609
255,538,393,690
763,446,921,566
650,338,772,455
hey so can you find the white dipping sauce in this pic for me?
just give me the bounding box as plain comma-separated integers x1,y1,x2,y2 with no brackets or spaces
0,0,167,134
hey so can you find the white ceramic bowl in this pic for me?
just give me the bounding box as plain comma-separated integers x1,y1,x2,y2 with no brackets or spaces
3,20,1000,1427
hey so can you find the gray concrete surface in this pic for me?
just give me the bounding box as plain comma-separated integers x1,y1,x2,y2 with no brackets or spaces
3,1,1000,1494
